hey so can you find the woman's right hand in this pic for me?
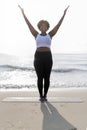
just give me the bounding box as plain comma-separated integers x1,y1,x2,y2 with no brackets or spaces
18,5,24,14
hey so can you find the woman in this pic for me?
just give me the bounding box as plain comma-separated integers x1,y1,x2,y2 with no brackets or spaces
18,5,69,101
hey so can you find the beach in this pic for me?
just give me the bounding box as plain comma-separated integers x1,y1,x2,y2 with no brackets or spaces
0,88,87,130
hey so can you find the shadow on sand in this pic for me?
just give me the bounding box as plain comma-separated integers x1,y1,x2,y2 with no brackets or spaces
41,101,77,130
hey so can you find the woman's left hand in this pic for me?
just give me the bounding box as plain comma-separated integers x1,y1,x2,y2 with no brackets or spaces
64,5,70,14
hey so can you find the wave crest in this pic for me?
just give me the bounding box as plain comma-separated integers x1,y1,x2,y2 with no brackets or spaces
0,65,87,73
0,65,34,71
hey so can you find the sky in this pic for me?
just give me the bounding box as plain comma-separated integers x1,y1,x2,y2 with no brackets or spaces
0,0,87,56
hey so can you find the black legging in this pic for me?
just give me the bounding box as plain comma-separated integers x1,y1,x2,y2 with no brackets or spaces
34,51,53,98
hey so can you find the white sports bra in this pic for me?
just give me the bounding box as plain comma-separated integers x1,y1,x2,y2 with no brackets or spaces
35,34,52,48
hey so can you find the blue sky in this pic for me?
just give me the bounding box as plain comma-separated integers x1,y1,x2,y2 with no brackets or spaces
0,0,87,56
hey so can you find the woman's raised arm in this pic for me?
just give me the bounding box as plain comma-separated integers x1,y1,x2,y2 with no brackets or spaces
18,5,38,38
49,6,69,38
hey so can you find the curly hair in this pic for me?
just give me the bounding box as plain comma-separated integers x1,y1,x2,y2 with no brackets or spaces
37,20,50,30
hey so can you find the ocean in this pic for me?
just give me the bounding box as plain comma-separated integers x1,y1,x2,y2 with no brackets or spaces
0,53,87,90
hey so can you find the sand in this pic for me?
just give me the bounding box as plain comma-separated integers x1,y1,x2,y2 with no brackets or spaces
0,88,87,130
